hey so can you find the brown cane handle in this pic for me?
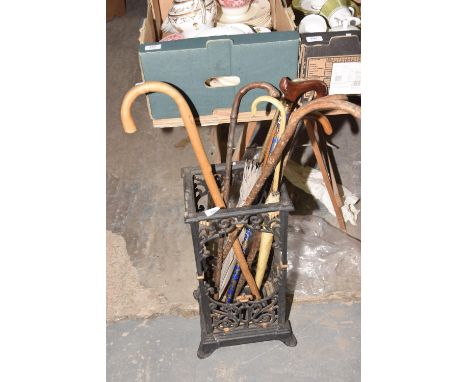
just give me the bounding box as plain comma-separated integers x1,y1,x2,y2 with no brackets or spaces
279,77,328,103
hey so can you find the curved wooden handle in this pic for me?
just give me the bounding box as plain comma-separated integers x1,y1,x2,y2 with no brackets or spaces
121,81,223,202
223,82,280,203
251,96,287,191
121,82,188,134
120,81,262,300
279,77,328,103
310,112,333,135
251,96,286,125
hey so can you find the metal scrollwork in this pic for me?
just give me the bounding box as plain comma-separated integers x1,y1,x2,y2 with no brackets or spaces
208,293,279,332
198,213,282,246
194,175,208,212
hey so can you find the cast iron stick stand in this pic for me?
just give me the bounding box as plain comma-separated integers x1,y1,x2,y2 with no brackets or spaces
182,162,297,359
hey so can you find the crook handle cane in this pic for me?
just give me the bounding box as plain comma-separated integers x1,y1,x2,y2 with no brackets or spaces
251,96,287,288
224,82,281,204
251,96,287,192
120,81,262,300
121,82,223,205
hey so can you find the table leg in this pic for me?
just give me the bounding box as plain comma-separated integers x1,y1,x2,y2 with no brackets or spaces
209,125,222,164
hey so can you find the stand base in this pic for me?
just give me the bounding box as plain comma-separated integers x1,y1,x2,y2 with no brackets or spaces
197,320,297,359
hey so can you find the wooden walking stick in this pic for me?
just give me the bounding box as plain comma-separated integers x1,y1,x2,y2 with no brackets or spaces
219,98,361,261
305,118,346,231
225,96,286,300
250,96,287,289
216,82,280,299
223,82,281,204
278,77,329,169
258,78,328,165
234,231,262,299
219,161,261,300
279,78,347,231
120,81,261,300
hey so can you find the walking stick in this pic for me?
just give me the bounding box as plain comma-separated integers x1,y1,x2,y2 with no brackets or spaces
233,231,262,299
219,98,361,261
219,161,260,299
215,82,280,298
278,77,329,168
225,96,286,301
279,78,347,231
120,81,261,300
223,82,281,204
258,78,328,165
250,96,287,289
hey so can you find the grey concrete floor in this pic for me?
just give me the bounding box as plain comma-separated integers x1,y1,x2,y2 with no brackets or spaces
107,301,360,382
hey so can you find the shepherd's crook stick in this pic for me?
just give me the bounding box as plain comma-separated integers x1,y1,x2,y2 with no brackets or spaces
120,81,261,300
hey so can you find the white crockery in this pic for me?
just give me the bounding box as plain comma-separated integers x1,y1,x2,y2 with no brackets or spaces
298,14,327,33
168,0,217,35
253,26,271,33
327,5,360,28
221,4,251,17
185,23,255,38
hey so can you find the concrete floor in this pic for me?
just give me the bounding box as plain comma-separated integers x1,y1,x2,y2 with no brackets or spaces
107,301,360,382
107,1,360,379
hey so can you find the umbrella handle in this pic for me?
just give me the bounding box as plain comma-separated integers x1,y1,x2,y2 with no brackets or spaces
121,81,262,300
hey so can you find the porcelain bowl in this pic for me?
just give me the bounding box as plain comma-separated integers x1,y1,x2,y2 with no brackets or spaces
218,0,251,17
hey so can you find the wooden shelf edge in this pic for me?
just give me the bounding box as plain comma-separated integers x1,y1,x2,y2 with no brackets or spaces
151,109,274,128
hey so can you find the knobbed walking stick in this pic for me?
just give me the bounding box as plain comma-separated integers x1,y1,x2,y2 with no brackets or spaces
120,81,261,300
220,98,362,261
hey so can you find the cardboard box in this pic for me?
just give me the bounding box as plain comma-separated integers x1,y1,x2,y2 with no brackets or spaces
139,0,299,127
299,31,360,101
